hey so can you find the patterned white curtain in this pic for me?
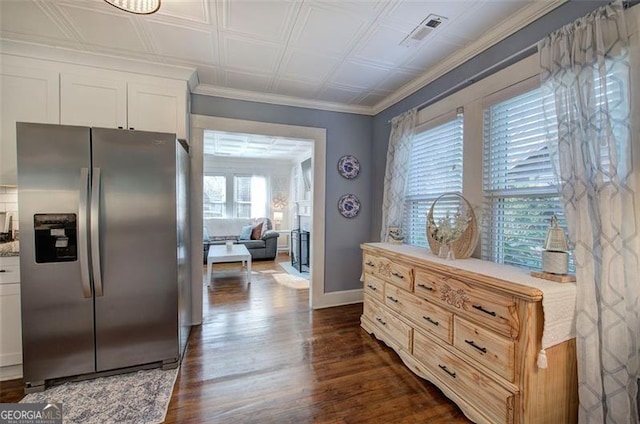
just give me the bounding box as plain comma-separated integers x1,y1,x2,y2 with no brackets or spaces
380,108,416,242
539,1,640,422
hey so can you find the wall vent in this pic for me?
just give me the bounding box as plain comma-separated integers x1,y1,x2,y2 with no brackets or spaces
400,14,448,47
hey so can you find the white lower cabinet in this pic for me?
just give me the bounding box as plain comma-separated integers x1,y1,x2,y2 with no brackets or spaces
0,256,22,381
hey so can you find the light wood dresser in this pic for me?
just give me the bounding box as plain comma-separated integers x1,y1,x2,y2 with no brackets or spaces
360,243,577,424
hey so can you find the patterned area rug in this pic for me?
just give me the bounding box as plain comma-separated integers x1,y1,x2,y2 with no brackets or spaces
276,262,310,289
20,367,178,424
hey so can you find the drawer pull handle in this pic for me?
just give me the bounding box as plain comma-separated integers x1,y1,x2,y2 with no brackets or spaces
438,364,456,378
391,272,404,279
386,296,399,303
366,261,375,267
472,304,497,317
0,269,6,273
465,339,487,354
366,284,377,291
417,283,433,291
423,316,439,326
375,317,387,326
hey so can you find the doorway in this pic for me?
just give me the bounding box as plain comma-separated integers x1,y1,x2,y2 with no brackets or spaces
190,115,327,324
202,129,313,276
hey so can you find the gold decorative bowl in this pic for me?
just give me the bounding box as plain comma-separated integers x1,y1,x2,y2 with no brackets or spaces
426,193,478,259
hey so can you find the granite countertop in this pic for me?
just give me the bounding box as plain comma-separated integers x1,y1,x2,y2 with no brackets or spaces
0,241,19,257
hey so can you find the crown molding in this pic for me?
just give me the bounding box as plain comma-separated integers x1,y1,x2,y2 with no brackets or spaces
187,71,200,92
0,38,197,85
0,0,566,116
371,0,567,115
193,83,374,115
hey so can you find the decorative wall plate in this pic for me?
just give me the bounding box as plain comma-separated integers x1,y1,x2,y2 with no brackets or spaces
337,155,360,179
338,194,360,218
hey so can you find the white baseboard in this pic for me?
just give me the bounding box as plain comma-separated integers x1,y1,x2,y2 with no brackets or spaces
313,288,363,309
0,364,22,382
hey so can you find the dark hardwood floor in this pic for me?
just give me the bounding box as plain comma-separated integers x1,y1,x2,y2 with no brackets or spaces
1,254,470,423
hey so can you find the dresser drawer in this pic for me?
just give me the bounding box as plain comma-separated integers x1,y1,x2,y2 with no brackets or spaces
414,269,519,338
363,296,412,351
454,317,516,382
375,257,413,291
363,274,384,302
385,284,452,344
363,253,378,274
414,330,515,424
364,253,413,291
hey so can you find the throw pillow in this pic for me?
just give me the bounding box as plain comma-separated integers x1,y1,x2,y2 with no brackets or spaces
250,222,263,240
239,225,252,240
253,218,271,237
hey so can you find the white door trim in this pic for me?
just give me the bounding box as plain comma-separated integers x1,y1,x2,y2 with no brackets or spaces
189,114,327,323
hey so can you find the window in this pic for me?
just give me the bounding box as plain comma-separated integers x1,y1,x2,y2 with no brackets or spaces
482,86,567,270
234,176,252,218
203,175,226,219
203,175,267,219
404,113,464,247
234,176,266,218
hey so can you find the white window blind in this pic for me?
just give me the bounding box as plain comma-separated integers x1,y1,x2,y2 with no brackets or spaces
404,114,464,247
483,60,628,271
483,86,567,270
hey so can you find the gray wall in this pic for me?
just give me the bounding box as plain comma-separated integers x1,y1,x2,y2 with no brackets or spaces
370,0,610,240
191,96,372,293
191,1,611,295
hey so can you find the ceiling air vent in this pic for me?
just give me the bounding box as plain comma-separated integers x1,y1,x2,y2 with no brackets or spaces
400,14,448,47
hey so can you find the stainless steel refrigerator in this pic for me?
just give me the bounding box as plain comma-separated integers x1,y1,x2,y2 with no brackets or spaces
17,123,191,392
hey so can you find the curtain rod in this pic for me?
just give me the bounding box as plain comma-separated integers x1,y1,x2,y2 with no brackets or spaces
388,43,536,124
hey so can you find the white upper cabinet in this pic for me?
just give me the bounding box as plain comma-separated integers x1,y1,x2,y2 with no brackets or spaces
0,66,60,186
60,74,127,129
1,56,191,186
128,82,187,139
61,76,188,139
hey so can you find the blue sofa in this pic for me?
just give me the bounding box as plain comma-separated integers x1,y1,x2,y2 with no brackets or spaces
203,218,279,263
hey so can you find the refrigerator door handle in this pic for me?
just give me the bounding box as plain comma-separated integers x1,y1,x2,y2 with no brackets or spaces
78,168,92,298
91,167,104,297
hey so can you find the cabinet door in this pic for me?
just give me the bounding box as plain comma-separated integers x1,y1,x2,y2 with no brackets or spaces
60,74,127,129
0,66,59,186
127,82,187,139
0,283,22,369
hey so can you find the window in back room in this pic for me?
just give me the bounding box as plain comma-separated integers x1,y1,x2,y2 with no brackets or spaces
203,175,225,219
233,175,266,219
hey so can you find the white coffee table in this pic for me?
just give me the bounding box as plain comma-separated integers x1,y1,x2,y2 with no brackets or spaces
207,244,252,284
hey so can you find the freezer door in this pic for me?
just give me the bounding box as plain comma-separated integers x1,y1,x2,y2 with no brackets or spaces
91,128,179,371
16,123,96,384
176,141,191,357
